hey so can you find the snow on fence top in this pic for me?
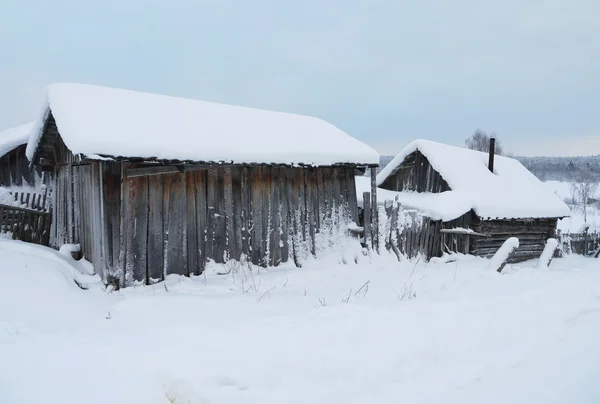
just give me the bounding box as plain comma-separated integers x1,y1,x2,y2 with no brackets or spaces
376,139,571,220
0,122,33,158
26,83,380,167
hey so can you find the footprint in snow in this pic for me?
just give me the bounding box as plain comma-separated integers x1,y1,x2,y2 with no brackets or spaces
164,379,209,404
213,375,249,391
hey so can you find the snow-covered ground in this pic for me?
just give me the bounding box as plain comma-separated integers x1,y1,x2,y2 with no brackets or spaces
2,239,600,404
545,180,600,233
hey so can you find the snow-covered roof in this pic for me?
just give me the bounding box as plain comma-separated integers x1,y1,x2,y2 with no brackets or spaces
355,176,472,221
26,83,379,166
376,139,571,220
0,122,33,158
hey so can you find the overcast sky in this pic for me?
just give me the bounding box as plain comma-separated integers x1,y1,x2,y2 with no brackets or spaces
1,0,598,157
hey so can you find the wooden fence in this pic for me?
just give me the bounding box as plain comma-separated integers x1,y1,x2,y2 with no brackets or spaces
12,190,49,211
0,190,52,246
560,231,600,257
0,204,52,245
360,193,430,259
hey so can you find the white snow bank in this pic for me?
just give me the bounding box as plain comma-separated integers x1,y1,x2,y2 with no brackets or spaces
3,239,600,404
355,176,472,221
0,121,33,157
488,237,520,272
26,83,380,166
0,187,14,205
377,140,571,220
538,238,559,268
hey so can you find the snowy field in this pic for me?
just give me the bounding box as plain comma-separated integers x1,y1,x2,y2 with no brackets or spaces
2,239,600,404
544,180,600,232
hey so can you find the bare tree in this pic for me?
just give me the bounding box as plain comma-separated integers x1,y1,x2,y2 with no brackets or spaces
465,129,504,155
571,170,598,223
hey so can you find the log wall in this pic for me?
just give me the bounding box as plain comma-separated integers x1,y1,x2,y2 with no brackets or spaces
471,217,558,262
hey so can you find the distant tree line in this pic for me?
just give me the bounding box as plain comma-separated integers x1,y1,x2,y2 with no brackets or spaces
516,155,600,182
373,129,600,185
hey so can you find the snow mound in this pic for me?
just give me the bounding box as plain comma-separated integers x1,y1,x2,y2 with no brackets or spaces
355,176,472,221
377,139,571,220
0,121,33,158
26,83,380,167
2,239,600,404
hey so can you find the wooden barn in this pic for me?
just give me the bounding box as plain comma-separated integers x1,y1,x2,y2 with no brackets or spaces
0,122,44,188
26,83,379,287
376,139,570,262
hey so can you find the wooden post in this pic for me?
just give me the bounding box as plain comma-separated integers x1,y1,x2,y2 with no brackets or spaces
370,167,379,252
488,137,496,172
363,192,371,248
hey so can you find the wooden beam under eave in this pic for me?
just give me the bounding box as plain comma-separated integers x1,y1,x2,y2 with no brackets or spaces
125,165,182,178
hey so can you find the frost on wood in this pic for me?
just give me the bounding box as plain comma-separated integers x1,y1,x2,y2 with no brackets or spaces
379,196,424,261
489,237,520,273
537,238,559,269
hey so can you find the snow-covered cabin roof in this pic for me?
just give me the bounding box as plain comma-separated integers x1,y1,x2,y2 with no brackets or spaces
376,139,571,220
26,83,379,166
0,122,33,158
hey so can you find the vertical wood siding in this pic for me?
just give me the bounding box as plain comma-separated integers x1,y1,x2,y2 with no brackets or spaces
378,150,450,193
116,165,359,286
48,159,361,287
0,145,45,189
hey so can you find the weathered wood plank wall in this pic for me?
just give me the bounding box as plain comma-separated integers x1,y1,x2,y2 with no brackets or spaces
0,145,45,188
378,150,450,193
56,162,359,288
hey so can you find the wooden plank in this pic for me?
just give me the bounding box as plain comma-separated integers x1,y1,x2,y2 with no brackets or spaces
195,170,208,274
261,167,271,266
316,168,326,231
238,167,251,261
440,229,490,237
122,176,134,285
304,168,316,256
132,176,148,283
363,192,371,248
250,167,263,266
231,167,243,263
205,168,218,262
270,167,281,265
223,167,236,261
126,165,182,178
146,175,164,282
295,168,307,261
287,168,301,267
214,168,227,263
345,168,359,225
279,168,290,263
166,173,186,275
186,171,198,276
370,168,379,252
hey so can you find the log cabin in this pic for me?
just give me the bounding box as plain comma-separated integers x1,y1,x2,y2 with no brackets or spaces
0,122,44,189
26,83,379,288
376,139,570,262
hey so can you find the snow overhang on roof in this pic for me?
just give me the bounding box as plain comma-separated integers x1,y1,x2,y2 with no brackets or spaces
26,83,380,167
376,139,571,220
0,122,33,158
